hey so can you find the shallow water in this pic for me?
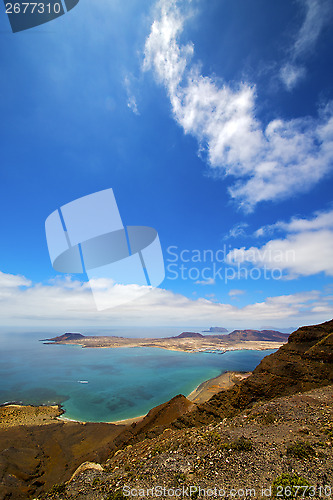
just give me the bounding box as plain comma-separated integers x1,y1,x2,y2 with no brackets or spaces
0,329,276,422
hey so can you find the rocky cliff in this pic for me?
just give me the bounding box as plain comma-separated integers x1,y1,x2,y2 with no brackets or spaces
176,319,333,427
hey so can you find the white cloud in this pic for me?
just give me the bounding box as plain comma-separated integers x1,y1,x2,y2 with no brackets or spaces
0,271,31,289
255,208,333,237
279,63,306,91
144,0,333,210
0,271,331,329
228,209,333,278
124,76,140,115
293,0,331,57
280,0,332,90
229,289,245,298
195,278,215,286
228,230,333,277
224,222,249,240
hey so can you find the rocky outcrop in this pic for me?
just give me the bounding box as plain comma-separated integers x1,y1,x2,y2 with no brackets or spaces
176,319,333,427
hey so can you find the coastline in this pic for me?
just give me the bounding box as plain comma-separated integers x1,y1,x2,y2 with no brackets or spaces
44,337,285,355
187,370,252,404
0,370,252,428
2,335,283,428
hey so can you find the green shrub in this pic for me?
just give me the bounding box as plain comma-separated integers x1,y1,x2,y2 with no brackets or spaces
231,436,253,451
220,436,253,451
286,441,315,459
205,430,222,444
272,473,311,497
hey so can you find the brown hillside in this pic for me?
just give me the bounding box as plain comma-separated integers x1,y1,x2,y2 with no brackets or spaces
225,329,289,342
176,319,333,427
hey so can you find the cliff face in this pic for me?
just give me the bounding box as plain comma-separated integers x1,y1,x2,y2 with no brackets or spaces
176,319,333,427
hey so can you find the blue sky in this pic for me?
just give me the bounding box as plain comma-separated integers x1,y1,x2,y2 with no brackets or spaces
0,0,333,330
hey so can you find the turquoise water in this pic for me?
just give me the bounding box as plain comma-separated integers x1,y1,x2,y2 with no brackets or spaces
0,330,276,422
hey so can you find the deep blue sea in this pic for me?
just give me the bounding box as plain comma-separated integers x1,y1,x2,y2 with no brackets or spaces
0,328,276,422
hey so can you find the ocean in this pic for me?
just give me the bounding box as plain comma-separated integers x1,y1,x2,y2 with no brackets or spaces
0,328,276,422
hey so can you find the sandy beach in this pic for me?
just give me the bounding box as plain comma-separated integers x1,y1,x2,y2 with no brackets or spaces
187,370,252,404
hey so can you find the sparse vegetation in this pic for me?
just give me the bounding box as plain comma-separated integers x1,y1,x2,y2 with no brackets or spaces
204,430,222,444
174,472,187,484
272,473,311,497
152,442,168,455
286,441,316,459
260,411,277,425
220,436,253,451
48,483,66,497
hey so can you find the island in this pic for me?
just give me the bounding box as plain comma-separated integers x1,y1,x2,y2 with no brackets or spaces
43,329,289,353
202,326,228,333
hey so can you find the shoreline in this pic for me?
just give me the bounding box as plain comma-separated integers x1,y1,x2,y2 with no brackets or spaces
44,340,284,355
0,369,252,428
187,370,252,404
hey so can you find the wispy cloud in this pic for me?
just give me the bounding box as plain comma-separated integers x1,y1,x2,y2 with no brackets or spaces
144,0,333,210
124,76,140,115
229,289,245,298
228,209,333,278
195,278,215,286
0,271,331,328
280,0,332,90
279,63,306,91
224,223,249,240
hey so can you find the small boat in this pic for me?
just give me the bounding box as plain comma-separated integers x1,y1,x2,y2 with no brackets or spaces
77,380,89,384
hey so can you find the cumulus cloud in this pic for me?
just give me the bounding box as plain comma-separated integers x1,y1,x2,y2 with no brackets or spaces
144,0,333,210
255,208,333,237
0,271,31,289
0,271,331,329
228,209,333,277
280,0,332,90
